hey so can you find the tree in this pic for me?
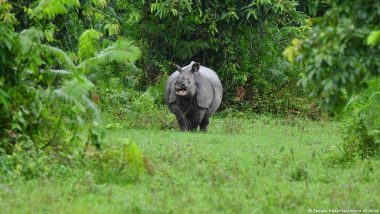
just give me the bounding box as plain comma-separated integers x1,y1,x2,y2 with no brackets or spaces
284,0,380,158
115,0,313,115
0,0,140,155
285,0,380,110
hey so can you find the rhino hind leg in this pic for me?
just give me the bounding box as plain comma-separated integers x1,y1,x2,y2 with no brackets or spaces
200,117,209,132
189,122,199,131
189,109,206,132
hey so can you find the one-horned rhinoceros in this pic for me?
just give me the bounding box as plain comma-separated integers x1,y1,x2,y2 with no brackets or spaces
164,61,223,132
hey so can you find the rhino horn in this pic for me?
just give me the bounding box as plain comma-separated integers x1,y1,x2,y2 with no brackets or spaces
174,64,183,73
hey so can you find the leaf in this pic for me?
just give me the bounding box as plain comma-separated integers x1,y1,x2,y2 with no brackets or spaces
127,10,142,25
91,0,108,9
283,38,301,65
50,69,72,75
123,139,145,177
41,44,75,70
77,39,141,69
105,23,120,36
19,28,44,54
53,75,96,116
29,0,80,20
367,30,380,47
173,40,209,61
246,9,258,20
78,29,102,61
0,88,10,109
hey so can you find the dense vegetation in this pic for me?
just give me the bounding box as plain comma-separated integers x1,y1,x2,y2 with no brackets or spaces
0,0,379,212
285,0,380,160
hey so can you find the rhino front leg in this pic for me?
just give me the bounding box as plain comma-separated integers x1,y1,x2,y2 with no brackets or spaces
200,116,209,132
171,104,189,131
189,108,206,131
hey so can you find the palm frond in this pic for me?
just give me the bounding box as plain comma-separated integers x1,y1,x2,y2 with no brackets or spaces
139,22,167,38
77,39,141,69
50,69,72,75
41,44,76,70
78,29,102,61
266,68,286,80
173,40,209,61
19,28,44,54
53,75,95,112
264,60,288,82
100,39,141,62
53,88,86,112
83,96,101,122
29,0,80,20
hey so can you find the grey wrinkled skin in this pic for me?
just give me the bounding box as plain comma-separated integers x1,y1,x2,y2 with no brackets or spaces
164,61,223,132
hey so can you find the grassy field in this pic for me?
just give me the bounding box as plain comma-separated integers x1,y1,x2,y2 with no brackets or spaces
1,117,379,213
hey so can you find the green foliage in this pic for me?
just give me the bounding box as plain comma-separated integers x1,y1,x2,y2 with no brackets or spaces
53,76,98,118
17,0,320,118
289,0,380,110
296,0,329,17
0,0,142,178
41,44,76,70
342,78,380,159
86,138,146,183
78,29,102,61
123,88,176,130
98,82,176,130
112,0,313,116
285,0,380,159
28,0,80,20
288,162,308,182
78,39,141,70
123,139,145,177
367,30,380,47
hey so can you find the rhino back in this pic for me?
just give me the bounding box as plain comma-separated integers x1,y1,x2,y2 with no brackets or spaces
199,66,223,115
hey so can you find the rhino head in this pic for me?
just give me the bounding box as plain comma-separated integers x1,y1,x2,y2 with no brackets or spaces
173,62,200,98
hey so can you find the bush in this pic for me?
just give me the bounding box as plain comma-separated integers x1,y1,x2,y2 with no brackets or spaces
0,0,142,178
284,0,380,160
0,138,147,183
85,139,146,184
342,78,380,160
95,72,177,130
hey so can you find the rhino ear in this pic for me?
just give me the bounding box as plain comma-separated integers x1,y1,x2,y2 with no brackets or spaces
168,82,177,104
191,62,200,73
196,73,213,109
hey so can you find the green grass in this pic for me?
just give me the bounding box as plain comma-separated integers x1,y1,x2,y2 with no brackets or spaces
1,117,379,213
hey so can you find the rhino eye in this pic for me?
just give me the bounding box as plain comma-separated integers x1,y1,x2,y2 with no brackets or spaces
187,80,191,84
